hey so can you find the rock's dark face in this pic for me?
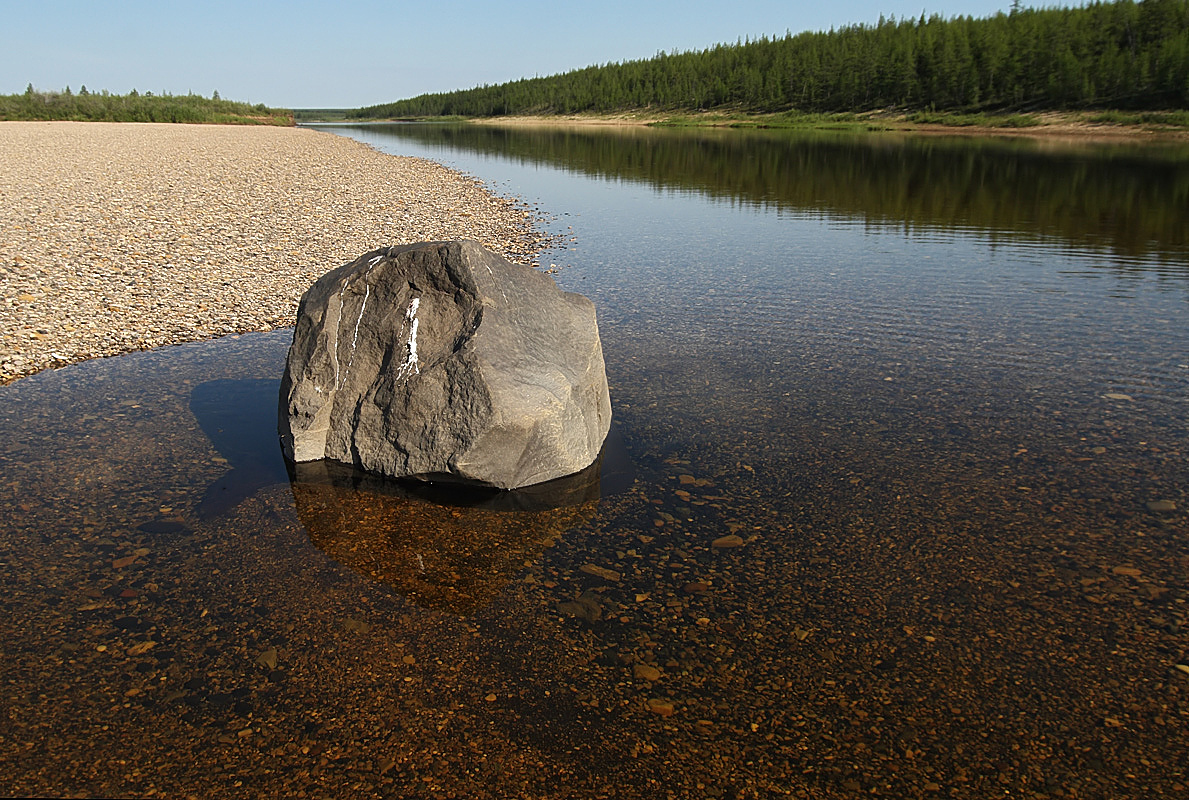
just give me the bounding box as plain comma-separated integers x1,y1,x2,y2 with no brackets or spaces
279,240,611,490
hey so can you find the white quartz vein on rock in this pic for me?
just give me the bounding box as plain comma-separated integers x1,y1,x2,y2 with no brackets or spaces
395,296,421,382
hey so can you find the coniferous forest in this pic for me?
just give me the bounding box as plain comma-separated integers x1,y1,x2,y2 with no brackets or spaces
0,87,293,125
352,0,1189,119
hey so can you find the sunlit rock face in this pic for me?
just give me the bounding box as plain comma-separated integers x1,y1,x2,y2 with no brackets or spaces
279,240,611,490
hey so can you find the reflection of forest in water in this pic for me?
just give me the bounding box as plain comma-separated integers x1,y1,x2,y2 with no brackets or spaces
347,123,1189,266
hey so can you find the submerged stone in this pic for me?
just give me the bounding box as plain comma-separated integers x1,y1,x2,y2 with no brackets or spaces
279,240,611,490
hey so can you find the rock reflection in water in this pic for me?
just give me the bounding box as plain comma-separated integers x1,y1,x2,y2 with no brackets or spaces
291,454,607,614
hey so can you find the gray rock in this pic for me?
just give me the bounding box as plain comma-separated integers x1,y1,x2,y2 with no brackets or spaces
279,240,611,489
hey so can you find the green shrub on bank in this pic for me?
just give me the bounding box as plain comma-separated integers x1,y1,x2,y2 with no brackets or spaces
907,111,1042,127
1087,109,1189,127
0,86,293,125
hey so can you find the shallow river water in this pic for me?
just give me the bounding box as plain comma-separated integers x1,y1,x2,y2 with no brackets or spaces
1,124,1187,799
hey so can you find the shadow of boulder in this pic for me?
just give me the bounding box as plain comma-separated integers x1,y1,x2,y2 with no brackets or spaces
189,378,290,519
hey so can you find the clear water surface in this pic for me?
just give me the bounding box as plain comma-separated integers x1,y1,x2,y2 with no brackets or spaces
1,123,1186,799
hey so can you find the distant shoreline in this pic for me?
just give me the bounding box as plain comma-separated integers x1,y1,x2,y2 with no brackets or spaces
307,109,1189,142
463,110,1189,142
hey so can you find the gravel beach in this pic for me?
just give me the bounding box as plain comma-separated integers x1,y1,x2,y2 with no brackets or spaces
0,121,549,384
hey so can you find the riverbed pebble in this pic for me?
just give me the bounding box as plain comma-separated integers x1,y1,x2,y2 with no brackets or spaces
0,121,551,384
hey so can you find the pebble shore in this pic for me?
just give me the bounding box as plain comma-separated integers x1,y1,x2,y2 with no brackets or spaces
0,121,550,384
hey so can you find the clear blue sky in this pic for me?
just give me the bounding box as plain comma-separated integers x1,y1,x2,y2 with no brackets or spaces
6,0,1019,108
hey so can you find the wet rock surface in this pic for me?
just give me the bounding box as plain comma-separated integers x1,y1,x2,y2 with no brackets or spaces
280,240,611,489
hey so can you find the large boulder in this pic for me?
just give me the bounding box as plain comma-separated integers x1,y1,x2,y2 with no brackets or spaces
278,240,611,490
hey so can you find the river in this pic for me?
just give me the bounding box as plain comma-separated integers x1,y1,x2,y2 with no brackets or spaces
1,122,1186,798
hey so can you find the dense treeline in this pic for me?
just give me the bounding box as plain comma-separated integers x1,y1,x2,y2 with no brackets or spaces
0,86,293,125
353,0,1189,118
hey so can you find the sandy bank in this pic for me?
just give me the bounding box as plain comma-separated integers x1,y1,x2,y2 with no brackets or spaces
472,110,1189,142
0,121,549,384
